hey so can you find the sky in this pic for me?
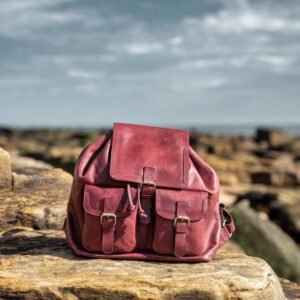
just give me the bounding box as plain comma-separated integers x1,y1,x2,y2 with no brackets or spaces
0,0,299,128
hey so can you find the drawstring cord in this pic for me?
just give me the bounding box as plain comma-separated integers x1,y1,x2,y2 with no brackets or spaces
126,183,135,212
137,184,147,219
126,182,147,218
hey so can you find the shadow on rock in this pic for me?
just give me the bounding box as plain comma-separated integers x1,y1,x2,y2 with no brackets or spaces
0,227,78,260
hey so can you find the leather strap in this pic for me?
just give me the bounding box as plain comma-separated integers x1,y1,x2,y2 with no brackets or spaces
174,200,188,257
139,166,156,224
101,197,116,254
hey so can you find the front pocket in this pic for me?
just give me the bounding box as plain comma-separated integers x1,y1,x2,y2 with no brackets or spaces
152,189,209,257
82,184,138,254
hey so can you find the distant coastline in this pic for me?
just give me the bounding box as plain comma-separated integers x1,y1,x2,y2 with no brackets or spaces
0,124,299,137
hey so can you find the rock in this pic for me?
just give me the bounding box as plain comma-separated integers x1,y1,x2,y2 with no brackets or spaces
282,204,300,243
279,278,300,300
0,147,12,191
10,153,52,169
0,227,285,300
236,190,300,243
251,171,299,187
0,167,72,230
220,188,238,206
236,190,278,207
218,171,239,185
222,240,245,254
200,153,252,184
255,128,291,149
17,205,66,230
231,201,300,282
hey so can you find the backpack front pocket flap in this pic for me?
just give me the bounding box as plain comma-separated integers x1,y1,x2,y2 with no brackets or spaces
83,184,137,218
155,189,209,222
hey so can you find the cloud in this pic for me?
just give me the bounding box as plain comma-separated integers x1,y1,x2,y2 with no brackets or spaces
200,10,300,33
125,42,164,55
256,55,294,73
0,0,102,40
67,69,104,80
171,78,228,91
188,0,300,34
179,59,225,69
0,0,300,126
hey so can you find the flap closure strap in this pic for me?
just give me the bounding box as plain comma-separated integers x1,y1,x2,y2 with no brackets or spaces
101,197,116,254
138,166,156,224
174,200,189,257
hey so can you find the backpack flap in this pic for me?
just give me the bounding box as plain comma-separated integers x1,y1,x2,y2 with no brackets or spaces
109,123,190,189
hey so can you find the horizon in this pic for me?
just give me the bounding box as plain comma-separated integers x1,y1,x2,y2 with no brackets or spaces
1,122,299,137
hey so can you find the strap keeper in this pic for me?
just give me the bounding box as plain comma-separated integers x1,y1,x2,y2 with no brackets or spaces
138,166,156,224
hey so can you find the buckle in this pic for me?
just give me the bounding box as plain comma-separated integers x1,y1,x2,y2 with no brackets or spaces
100,213,117,225
174,216,190,227
140,180,156,190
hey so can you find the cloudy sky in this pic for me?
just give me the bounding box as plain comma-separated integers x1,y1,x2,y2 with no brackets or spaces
0,0,299,128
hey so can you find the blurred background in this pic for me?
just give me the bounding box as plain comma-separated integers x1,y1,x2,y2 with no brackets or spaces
0,0,299,292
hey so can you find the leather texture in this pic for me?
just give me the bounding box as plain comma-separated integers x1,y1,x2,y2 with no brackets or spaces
64,122,235,261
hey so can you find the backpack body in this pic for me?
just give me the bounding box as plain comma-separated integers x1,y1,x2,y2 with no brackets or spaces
64,123,234,261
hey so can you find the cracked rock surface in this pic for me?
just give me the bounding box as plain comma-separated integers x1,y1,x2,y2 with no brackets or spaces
0,227,285,300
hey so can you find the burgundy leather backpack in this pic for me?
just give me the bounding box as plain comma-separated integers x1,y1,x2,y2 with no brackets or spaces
64,123,234,262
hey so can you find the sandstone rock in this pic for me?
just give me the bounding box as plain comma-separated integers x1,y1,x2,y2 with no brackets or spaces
236,190,300,243
251,170,299,187
279,278,300,300
17,205,66,230
0,147,12,191
223,183,300,246
231,201,300,282
200,153,252,184
10,153,52,169
283,204,300,243
255,128,291,149
218,171,239,185
0,167,72,230
220,188,238,206
0,227,285,300
222,240,245,254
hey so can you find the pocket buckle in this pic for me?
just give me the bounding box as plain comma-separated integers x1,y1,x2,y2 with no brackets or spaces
174,215,190,227
100,213,117,225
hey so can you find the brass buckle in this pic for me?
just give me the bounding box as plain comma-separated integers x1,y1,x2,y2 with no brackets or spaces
174,216,190,227
140,180,156,190
100,213,117,225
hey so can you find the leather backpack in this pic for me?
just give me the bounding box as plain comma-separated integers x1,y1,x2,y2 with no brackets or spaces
64,123,235,261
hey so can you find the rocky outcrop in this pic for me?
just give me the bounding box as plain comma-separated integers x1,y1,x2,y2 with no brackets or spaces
236,190,300,243
0,148,12,191
255,128,292,149
0,147,72,230
280,278,300,300
251,170,299,187
231,201,300,282
0,128,101,173
0,227,285,300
